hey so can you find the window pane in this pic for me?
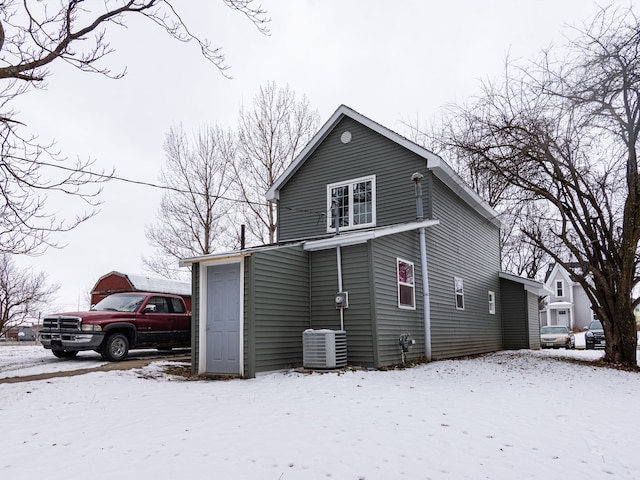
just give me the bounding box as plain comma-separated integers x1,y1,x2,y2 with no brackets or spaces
398,261,414,284
331,185,350,228
170,297,186,313
352,181,372,225
454,277,464,310
398,259,415,308
399,285,414,307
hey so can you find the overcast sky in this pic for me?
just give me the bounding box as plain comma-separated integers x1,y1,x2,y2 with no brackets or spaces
13,0,628,314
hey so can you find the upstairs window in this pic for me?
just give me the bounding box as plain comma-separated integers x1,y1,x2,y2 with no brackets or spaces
397,258,416,309
454,277,465,310
556,280,564,297
488,291,495,314
327,175,376,232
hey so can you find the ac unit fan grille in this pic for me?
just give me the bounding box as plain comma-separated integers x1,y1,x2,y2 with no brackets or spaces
303,329,347,369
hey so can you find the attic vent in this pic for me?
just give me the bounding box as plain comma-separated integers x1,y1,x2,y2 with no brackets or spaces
340,131,352,144
303,329,347,369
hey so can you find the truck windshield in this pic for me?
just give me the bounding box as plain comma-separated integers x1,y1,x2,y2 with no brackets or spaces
92,294,146,312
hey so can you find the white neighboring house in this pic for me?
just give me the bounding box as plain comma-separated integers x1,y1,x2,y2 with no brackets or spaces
539,263,594,331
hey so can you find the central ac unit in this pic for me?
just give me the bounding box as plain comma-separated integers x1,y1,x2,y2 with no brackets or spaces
303,329,347,369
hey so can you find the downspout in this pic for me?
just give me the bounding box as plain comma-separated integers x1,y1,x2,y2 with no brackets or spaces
337,246,344,331
333,200,345,331
412,173,432,361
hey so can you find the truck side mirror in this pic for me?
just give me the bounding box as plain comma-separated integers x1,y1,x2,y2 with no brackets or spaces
143,304,157,313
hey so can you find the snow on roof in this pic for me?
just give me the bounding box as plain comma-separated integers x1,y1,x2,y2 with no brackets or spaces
121,273,191,296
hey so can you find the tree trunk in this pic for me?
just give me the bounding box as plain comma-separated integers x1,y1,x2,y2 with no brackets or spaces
603,295,638,367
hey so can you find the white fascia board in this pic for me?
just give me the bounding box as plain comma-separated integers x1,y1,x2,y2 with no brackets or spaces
303,220,439,251
180,252,247,266
180,242,305,266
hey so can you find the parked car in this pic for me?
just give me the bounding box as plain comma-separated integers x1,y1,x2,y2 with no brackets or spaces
585,320,606,349
540,325,575,349
39,292,191,361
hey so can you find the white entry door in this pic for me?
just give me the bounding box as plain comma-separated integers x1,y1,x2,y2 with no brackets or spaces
557,310,568,326
205,263,241,374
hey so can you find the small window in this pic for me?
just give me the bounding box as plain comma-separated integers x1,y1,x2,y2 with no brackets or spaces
454,277,464,310
147,296,169,313
488,291,495,315
397,258,415,309
169,297,186,314
327,175,376,232
556,280,564,297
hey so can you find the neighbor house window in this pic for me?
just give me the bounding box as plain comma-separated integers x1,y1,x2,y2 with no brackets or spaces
454,277,465,310
556,280,564,297
327,175,376,232
488,291,495,314
397,258,415,309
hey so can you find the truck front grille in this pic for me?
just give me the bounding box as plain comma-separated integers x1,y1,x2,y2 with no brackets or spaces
42,316,81,331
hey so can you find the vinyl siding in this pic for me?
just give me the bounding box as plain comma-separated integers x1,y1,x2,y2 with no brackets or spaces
371,231,425,367
309,244,375,367
277,117,428,241
246,245,310,376
528,292,541,350
190,262,200,375
427,174,502,358
500,278,528,349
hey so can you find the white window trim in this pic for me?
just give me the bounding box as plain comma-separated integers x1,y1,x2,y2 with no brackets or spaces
556,280,564,297
454,277,465,310
488,290,495,315
397,257,416,310
326,174,376,232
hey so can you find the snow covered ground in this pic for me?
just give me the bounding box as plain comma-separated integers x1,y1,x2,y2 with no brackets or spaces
1,342,639,480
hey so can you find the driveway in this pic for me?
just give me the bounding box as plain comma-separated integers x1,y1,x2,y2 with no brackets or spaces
0,348,190,384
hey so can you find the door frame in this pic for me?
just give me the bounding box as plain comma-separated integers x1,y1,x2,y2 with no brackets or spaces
198,256,245,375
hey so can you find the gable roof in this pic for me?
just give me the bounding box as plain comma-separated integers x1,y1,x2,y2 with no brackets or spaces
265,104,502,228
541,263,584,296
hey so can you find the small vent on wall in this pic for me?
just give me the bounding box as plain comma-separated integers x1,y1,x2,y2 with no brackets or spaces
302,329,347,369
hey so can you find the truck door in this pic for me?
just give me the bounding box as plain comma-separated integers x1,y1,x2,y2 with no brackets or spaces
168,296,191,347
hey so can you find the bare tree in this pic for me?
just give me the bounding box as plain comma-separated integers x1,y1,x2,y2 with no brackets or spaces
232,82,320,245
441,6,640,367
144,124,235,279
0,254,59,337
0,0,268,255
404,116,552,279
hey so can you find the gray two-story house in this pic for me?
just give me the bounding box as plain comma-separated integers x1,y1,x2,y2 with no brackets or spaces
539,262,594,331
182,105,540,377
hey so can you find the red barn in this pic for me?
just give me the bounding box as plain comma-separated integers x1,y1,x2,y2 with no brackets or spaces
91,271,192,312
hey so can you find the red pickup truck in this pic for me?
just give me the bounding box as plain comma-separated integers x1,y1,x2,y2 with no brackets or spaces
39,292,191,361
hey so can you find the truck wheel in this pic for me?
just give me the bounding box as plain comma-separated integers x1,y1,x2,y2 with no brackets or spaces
101,333,129,362
52,349,78,359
